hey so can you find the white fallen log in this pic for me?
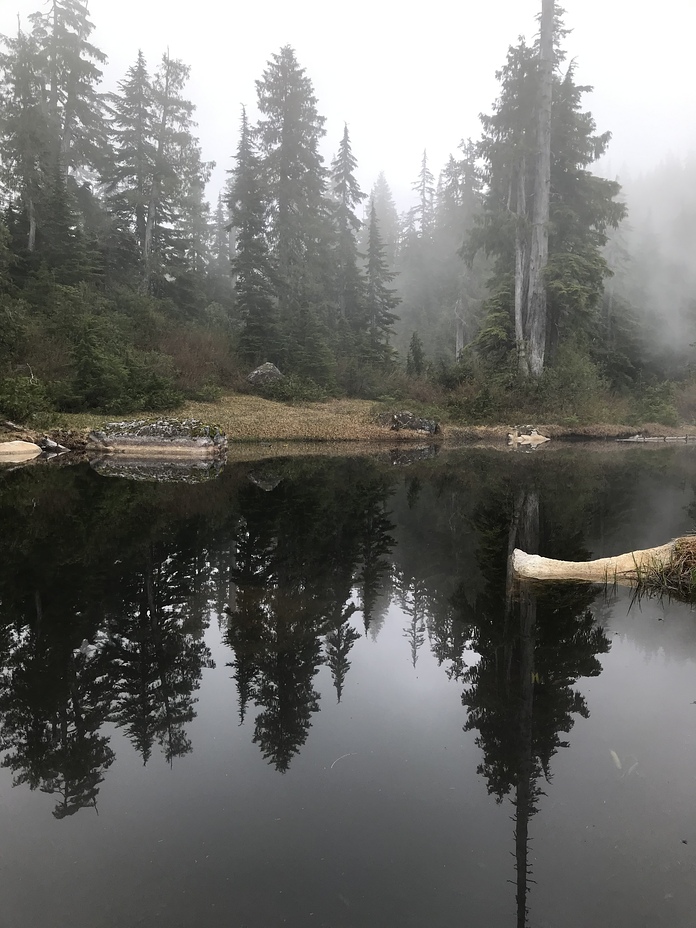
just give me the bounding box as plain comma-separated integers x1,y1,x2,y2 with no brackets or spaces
0,440,42,462
512,541,679,584
507,428,550,447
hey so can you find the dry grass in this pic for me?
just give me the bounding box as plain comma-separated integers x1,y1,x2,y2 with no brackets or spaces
635,536,696,600
49,394,439,444
10,393,696,449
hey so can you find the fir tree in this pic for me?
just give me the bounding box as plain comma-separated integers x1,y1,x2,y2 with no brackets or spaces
142,52,209,295
365,204,400,361
255,46,334,369
470,11,625,372
28,0,108,179
0,26,52,253
406,331,426,376
330,123,366,333
105,50,156,260
228,107,277,363
362,171,399,268
410,149,435,238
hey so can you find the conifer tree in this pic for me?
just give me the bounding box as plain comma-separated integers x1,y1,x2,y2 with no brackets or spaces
40,155,86,282
255,45,334,364
28,0,107,179
142,52,211,295
365,204,400,360
106,50,156,260
207,193,233,306
330,123,366,333
410,149,435,238
470,10,625,372
0,27,52,253
362,172,400,267
228,107,277,363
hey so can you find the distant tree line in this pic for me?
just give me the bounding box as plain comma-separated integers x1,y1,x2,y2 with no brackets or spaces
0,0,690,420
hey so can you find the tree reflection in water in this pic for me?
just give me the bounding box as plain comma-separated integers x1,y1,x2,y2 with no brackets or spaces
461,485,610,926
224,464,395,770
0,445,632,893
0,619,114,819
0,466,218,815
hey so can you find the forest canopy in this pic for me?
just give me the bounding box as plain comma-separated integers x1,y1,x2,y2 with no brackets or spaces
0,0,693,424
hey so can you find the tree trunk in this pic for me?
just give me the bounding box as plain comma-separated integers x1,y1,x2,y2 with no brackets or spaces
514,158,528,375
143,57,170,293
27,195,36,252
512,541,677,583
454,297,465,359
525,0,554,377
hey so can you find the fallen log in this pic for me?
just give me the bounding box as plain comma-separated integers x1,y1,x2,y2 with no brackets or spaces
512,536,696,595
0,440,42,462
616,434,696,443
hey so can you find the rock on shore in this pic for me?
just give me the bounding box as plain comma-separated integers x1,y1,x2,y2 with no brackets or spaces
87,418,228,457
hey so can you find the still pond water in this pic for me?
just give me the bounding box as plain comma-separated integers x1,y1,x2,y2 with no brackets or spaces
2,445,696,928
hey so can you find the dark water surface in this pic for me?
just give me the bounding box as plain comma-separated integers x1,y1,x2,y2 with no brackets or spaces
2,445,696,928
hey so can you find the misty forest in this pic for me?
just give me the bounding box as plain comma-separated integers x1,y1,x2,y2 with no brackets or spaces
6,4,696,927
1,0,695,426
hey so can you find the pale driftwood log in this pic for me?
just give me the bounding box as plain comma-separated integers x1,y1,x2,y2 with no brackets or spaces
512,541,677,584
0,440,42,461
507,428,550,446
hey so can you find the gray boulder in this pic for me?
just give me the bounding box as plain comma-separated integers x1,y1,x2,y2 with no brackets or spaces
39,436,69,453
247,362,284,386
248,470,282,492
87,418,227,456
89,456,225,483
378,411,440,435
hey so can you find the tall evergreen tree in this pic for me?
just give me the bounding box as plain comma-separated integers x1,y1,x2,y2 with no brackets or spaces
470,11,625,372
27,0,107,179
0,26,52,253
410,149,435,238
105,50,155,262
525,0,555,377
142,52,210,295
330,123,366,332
365,204,400,360
228,107,277,363
255,45,334,370
361,171,399,268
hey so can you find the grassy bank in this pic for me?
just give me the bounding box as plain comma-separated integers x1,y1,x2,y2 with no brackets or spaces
5,392,696,449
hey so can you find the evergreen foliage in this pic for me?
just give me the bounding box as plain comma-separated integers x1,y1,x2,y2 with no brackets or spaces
227,107,277,364
0,3,685,419
365,204,400,363
330,123,366,335
254,45,333,366
469,24,626,378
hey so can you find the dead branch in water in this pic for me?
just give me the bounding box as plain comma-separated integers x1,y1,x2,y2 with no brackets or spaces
512,536,696,598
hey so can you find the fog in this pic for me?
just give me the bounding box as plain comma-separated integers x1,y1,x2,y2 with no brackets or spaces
1,0,694,208
1,0,695,409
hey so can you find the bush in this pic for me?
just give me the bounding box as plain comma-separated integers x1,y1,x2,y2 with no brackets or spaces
636,382,679,426
259,374,328,404
675,380,696,424
0,375,52,422
127,351,183,411
539,343,609,421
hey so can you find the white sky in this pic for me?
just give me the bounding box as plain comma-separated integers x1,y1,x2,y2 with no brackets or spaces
1,0,695,210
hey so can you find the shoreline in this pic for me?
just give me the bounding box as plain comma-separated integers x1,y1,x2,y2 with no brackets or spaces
3,394,696,453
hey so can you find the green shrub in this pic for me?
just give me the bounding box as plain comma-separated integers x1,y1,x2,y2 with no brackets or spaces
638,382,679,426
259,374,327,404
539,343,609,420
127,351,183,411
0,375,52,422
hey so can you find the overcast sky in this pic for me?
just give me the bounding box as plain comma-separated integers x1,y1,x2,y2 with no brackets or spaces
1,0,695,210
